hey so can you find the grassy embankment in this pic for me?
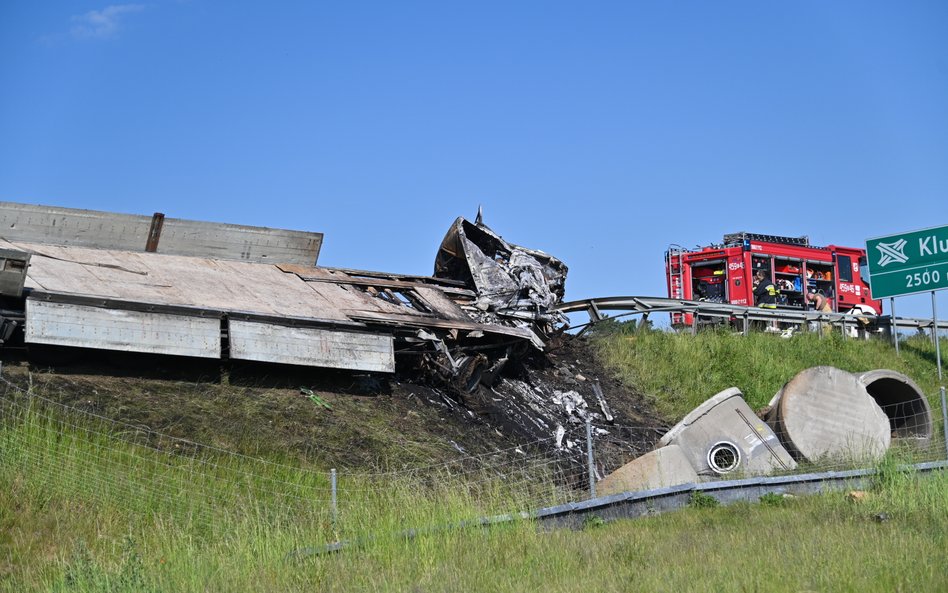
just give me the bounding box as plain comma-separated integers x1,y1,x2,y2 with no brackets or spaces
2,330,946,592
595,325,947,419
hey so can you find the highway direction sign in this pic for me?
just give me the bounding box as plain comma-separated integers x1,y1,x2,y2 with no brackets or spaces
866,224,948,298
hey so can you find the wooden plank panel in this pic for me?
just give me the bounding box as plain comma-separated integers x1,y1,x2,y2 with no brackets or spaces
5,240,351,321
25,299,221,358
228,320,394,372
0,202,322,265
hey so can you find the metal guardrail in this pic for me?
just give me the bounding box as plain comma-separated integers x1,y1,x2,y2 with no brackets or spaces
554,295,948,333
534,460,948,529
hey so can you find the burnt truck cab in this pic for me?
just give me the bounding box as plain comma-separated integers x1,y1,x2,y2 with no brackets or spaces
666,232,880,325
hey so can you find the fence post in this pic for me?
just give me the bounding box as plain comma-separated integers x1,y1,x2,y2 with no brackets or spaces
941,388,948,460
330,468,338,528
586,418,596,499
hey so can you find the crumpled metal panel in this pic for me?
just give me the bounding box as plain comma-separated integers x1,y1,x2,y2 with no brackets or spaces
434,217,568,331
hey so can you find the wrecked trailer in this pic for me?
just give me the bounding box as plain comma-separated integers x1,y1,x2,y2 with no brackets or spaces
0,201,643,476
0,202,571,397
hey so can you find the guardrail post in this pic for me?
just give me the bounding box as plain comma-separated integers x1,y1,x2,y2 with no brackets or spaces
742,311,749,336
586,418,596,499
933,291,942,381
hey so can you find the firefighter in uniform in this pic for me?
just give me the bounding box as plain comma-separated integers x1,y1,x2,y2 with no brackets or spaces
753,270,779,309
753,270,779,331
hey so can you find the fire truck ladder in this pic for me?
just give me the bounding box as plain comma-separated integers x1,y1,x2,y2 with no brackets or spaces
666,244,686,301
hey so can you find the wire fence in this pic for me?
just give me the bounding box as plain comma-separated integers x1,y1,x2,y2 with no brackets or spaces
1,368,946,541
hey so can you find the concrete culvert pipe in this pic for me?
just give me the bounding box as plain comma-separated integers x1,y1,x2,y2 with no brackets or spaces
856,370,932,444
765,366,891,463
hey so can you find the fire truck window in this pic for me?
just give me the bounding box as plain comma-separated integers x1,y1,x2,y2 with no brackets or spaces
859,256,870,286
837,255,853,282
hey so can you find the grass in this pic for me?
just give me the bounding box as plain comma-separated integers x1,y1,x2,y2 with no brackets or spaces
2,328,947,592
594,324,946,419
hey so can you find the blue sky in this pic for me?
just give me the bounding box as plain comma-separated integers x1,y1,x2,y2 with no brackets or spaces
1,1,946,320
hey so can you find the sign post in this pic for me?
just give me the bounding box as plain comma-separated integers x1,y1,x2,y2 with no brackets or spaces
867,224,948,380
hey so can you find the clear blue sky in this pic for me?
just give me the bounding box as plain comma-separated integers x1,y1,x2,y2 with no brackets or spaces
1,1,946,320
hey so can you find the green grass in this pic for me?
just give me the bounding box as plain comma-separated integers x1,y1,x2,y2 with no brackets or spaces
2,329,947,592
594,325,946,419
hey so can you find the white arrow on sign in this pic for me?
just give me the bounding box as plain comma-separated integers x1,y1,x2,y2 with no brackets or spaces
876,239,908,267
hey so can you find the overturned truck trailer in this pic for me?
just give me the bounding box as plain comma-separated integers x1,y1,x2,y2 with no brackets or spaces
0,202,568,393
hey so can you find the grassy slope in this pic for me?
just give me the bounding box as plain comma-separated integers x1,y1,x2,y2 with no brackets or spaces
2,330,947,592
595,327,946,419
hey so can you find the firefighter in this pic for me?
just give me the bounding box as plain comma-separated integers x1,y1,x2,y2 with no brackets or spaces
806,290,833,334
753,270,779,332
805,290,832,313
753,270,779,309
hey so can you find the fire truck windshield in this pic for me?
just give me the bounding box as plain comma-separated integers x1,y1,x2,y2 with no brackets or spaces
837,255,853,282
859,255,870,287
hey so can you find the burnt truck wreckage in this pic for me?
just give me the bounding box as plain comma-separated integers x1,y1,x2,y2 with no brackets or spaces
0,202,627,461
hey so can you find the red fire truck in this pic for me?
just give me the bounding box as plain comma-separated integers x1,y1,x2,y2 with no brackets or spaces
666,232,881,325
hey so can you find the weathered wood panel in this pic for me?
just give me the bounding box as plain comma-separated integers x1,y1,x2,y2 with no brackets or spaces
25,299,222,358
0,202,322,265
228,320,394,372
3,240,351,321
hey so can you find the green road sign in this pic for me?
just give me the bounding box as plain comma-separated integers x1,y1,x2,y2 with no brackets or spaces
866,224,948,298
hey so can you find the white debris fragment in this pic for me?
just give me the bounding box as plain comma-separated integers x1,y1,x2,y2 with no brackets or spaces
552,389,588,417
555,424,566,449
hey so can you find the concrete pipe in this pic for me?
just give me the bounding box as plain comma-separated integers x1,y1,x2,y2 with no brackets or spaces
658,387,796,477
856,369,932,444
765,366,890,463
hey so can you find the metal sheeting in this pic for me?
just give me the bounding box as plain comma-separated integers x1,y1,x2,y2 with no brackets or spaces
228,320,394,373
155,217,322,266
25,299,221,358
0,201,322,266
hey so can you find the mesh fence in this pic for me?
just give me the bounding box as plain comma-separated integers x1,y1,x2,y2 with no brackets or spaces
1,370,945,541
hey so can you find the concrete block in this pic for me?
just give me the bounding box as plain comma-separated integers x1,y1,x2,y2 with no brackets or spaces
598,444,698,496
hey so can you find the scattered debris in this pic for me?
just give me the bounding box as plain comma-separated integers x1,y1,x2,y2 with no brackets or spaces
847,490,868,503
300,387,332,410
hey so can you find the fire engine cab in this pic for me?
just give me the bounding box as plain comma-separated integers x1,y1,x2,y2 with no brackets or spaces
666,232,881,324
